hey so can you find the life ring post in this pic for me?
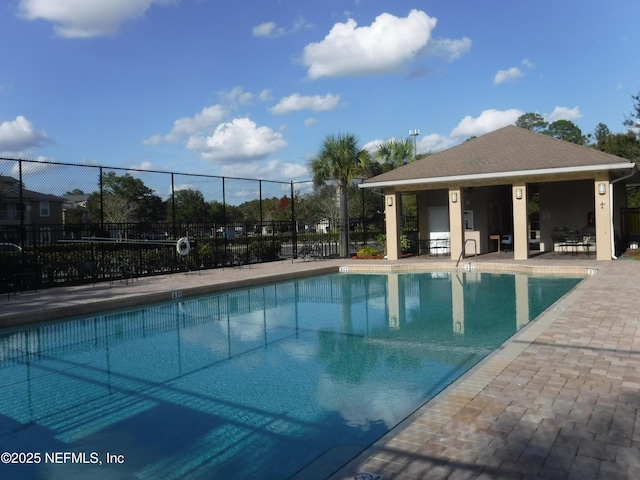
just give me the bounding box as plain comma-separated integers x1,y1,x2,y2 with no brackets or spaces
177,237,191,256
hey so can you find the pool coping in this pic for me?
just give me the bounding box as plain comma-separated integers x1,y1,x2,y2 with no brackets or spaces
0,264,340,327
339,260,596,276
1,260,596,328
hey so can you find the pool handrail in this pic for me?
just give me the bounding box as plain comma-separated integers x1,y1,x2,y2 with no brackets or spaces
455,238,477,269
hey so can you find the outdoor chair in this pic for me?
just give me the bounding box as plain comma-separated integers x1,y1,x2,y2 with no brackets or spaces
501,234,513,252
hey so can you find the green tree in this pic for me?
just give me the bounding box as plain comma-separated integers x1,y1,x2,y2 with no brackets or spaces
375,138,415,172
544,119,586,144
207,200,226,224
168,188,208,224
593,123,611,150
601,132,640,161
595,129,640,208
87,172,163,224
63,206,85,224
624,90,640,138
516,113,547,132
236,198,263,222
297,185,338,229
309,133,372,258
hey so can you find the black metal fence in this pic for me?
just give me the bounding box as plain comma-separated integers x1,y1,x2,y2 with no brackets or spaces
1,157,388,294
621,207,640,250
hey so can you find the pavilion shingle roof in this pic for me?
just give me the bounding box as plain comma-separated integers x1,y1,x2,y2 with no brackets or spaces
363,125,634,185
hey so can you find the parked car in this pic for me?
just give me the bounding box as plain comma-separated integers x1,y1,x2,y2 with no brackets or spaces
0,242,22,253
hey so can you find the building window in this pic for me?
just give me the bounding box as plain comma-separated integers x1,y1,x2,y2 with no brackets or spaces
0,203,19,221
40,201,50,217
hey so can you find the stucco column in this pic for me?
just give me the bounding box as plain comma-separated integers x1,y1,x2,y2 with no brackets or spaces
448,188,464,260
512,184,529,260
594,177,612,260
385,192,402,260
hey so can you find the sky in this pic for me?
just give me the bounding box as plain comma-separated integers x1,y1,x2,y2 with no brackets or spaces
1,0,639,200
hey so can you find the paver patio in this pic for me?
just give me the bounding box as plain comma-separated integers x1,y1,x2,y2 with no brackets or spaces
330,259,640,480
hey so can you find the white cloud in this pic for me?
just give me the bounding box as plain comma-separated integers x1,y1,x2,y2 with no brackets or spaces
186,117,287,162
419,133,458,153
302,10,437,79
220,86,254,106
0,115,53,153
450,109,523,138
494,59,535,85
269,93,340,115
17,0,177,38
174,183,197,192
145,87,270,147
258,89,273,102
144,105,226,145
494,67,523,85
364,134,456,156
220,159,308,182
427,37,472,62
130,161,154,171
252,17,312,38
362,139,385,154
9,156,56,176
545,106,582,123
252,21,282,38
304,118,318,127
522,58,535,69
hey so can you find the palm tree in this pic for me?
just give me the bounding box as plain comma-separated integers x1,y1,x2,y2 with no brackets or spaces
375,138,415,171
309,133,372,258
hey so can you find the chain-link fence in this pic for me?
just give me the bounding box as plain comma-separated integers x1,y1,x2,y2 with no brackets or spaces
1,158,387,294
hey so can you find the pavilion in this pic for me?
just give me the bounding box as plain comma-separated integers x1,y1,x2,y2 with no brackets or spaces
360,126,640,261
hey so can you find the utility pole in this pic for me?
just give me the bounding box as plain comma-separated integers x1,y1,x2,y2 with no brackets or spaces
409,129,420,160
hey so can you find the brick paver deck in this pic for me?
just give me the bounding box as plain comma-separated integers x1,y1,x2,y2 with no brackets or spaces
331,260,640,480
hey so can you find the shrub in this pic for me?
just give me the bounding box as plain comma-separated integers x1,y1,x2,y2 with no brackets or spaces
355,245,380,258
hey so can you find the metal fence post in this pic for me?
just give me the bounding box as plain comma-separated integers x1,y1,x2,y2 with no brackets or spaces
18,160,25,249
291,181,297,259
171,173,176,239
99,166,104,228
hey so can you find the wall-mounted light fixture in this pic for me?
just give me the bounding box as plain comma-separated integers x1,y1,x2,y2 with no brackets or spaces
386,196,393,207
451,192,458,203
598,183,606,195
515,188,523,200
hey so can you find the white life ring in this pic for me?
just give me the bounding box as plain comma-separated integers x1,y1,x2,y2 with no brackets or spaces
176,237,190,256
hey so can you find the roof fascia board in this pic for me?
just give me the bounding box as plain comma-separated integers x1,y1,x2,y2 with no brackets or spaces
360,163,636,189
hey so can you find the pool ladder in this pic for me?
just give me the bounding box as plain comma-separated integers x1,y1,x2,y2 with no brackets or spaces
455,239,477,270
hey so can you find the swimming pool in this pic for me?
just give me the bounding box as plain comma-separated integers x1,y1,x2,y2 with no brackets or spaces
0,271,582,479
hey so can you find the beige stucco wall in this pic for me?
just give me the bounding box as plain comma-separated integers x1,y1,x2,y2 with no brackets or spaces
594,176,612,260
449,188,464,260
385,192,402,260
512,184,529,260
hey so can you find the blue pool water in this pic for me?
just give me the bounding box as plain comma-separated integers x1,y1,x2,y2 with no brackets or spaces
0,271,581,479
